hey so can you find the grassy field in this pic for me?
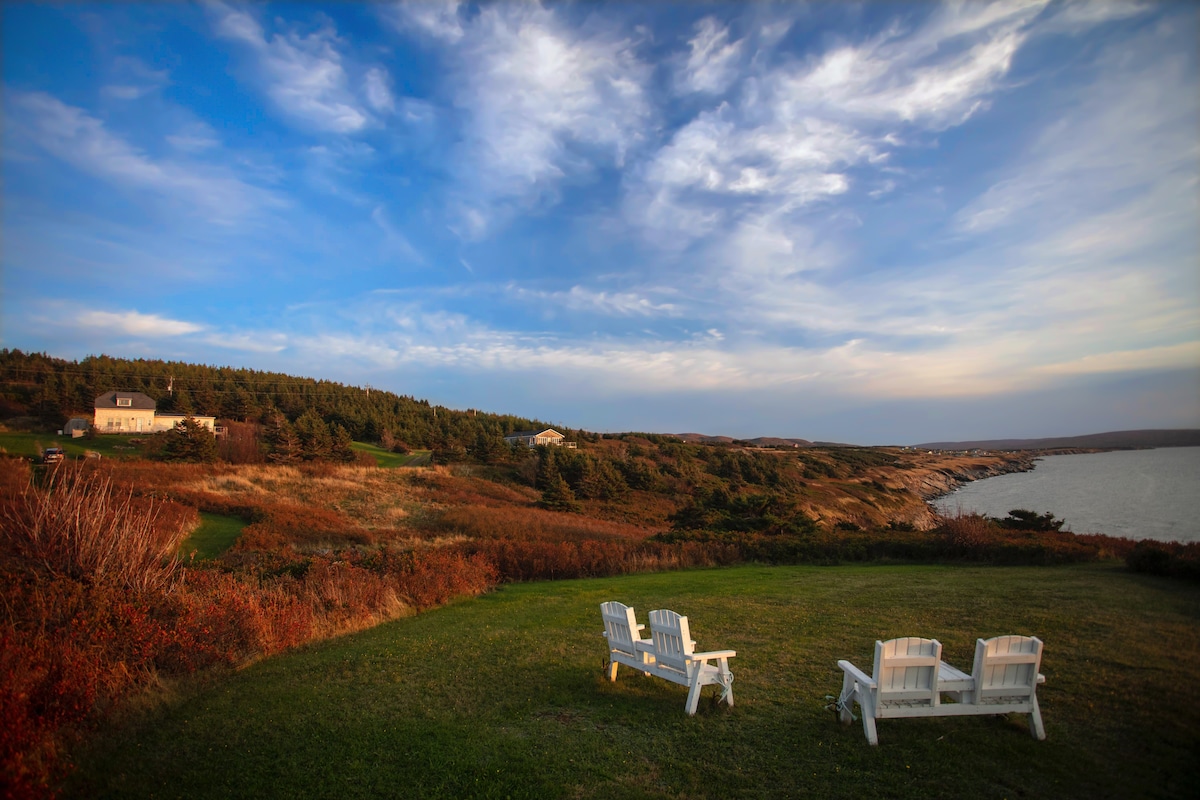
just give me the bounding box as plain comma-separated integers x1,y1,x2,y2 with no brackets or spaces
67,563,1200,799
178,512,247,560
351,441,433,467
0,431,142,460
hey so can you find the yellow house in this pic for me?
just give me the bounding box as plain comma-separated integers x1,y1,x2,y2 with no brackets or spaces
503,428,576,448
93,391,216,434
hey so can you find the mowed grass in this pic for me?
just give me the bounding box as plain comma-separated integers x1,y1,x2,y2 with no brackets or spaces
0,431,141,460
351,441,433,468
68,563,1200,799
178,512,247,560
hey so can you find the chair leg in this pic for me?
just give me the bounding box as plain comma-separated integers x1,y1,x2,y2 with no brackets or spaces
838,673,856,726
1028,695,1046,740
606,659,618,682
861,690,879,746
685,677,704,716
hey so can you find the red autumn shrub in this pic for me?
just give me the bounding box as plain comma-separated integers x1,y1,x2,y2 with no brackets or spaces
234,503,374,551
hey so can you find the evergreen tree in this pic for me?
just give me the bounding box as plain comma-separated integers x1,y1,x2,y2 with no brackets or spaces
294,409,332,460
330,423,356,463
162,416,219,463
264,412,302,464
539,473,579,512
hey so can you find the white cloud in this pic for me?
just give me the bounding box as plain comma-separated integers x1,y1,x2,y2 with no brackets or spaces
678,17,744,95
628,107,871,241
7,91,280,224
364,67,396,113
383,0,465,43
625,2,1044,247
429,2,652,236
508,285,679,317
77,309,203,337
1040,0,1153,32
210,2,371,133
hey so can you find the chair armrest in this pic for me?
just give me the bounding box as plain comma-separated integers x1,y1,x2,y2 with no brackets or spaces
1037,673,1045,684
688,649,736,663
837,659,876,689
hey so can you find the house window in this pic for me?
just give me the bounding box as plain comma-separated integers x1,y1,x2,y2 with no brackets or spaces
117,397,132,407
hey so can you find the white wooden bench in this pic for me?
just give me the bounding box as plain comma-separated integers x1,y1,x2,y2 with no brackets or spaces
836,635,1045,745
601,603,736,715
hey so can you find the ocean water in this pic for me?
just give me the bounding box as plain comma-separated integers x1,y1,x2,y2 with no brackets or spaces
932,447,1200,543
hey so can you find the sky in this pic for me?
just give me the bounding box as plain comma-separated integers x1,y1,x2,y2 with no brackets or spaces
2,0,1198,445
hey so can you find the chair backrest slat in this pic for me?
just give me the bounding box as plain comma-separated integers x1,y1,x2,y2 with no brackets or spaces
973,635,1042,702
874,637,941,708
648,609,693,675
601,601,641,657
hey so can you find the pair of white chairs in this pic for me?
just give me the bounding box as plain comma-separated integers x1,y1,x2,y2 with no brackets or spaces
600,601,735,716
836,635,1046,745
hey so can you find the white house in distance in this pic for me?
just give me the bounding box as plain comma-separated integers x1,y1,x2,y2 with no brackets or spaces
503,428,576,448
93,391,216,434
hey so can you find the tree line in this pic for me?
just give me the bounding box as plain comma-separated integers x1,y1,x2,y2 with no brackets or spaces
0,349,570,454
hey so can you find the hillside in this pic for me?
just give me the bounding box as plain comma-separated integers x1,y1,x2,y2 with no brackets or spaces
0,348,561,454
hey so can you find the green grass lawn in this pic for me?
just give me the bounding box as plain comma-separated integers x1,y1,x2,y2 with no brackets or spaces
351,441,433,468
178,512,247,560
68,563,1200,799
0,431,145,460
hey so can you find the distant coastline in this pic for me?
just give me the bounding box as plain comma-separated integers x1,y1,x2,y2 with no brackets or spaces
911,429,1200,452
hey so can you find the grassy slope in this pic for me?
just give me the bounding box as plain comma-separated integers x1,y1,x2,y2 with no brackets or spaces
178,512,247,560
351,441,433,468
69,563,1200,799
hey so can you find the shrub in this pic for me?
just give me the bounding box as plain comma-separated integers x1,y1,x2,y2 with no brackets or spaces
1126,540,1200,581
1,462,191,592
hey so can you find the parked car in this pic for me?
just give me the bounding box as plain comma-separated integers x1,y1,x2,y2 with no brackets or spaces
42,447,65,465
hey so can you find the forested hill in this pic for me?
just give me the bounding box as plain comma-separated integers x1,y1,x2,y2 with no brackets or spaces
0,349,564,450
914,429,1200,451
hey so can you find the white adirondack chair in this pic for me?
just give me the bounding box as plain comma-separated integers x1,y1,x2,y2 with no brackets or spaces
837,635,1047,744
837,637,944,745
645,609,736,715
959,635,1046,740
600,601,654,681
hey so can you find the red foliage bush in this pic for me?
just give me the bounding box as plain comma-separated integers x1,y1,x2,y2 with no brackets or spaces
428,504,652,543
234,503,374,551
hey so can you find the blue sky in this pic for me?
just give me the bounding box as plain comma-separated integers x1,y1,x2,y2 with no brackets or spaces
3,1,1197,444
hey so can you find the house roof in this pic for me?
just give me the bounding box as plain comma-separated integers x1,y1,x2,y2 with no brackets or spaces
94,391,156,410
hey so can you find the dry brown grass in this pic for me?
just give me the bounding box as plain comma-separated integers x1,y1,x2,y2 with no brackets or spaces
1,462,197,593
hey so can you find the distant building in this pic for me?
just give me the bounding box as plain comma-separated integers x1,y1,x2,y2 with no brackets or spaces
93,391,216,434
504,428,576,448
63,418,90,437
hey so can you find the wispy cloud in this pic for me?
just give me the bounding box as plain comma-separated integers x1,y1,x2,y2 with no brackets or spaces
623,1,1070,250
507,285,679,317
202,332,289,353
677,17,745,95
371,205,424,264
209,1,373,133
393,2,653,237
7,91,281,224
383,0,465,44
